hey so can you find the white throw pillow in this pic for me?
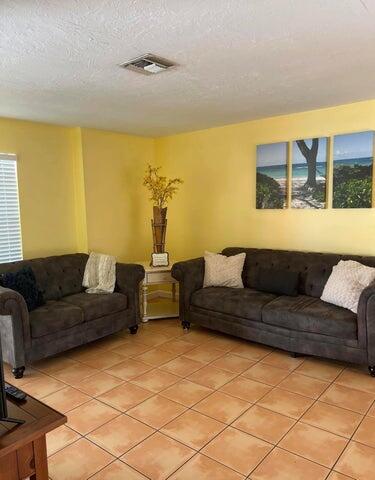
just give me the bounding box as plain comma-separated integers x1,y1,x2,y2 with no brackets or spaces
321,260,375,313
203,251,246,288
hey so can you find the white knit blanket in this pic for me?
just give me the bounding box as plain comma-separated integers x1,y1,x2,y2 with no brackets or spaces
82,252,116,294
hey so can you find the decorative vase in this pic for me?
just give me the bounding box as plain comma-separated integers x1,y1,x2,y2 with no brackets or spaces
151,206,167,253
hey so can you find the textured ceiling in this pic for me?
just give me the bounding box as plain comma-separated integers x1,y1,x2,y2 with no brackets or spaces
1,0,375,136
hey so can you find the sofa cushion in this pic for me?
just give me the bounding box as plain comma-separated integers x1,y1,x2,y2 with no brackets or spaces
62,292,127,322
255,268,299,296
29,300,84,338
0,253,88,301
262,295,357,340
222,247,375,299
191,287,277,322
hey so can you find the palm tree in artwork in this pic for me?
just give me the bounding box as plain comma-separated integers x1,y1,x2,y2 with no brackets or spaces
296,138,319,188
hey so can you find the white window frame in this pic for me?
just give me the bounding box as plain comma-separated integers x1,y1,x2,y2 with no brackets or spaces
0,153,23,263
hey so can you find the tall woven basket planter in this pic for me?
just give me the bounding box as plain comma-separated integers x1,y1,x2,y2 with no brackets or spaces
151,206,167,253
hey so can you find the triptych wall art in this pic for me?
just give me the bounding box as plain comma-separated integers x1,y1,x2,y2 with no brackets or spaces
256,131,374,209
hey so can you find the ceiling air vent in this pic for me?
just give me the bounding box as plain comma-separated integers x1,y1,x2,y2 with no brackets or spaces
120,54,175,75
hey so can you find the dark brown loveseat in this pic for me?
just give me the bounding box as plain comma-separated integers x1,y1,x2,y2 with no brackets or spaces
172,247,375,376
0,253,144,379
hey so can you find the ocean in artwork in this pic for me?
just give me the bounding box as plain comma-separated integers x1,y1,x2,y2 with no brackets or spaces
333,157,372,168
256,142,287,209
258,160,328,180
256,164,288,180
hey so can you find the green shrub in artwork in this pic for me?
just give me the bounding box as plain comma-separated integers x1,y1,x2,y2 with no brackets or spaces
256,172,284,209
333,165,372,208
333,178,372,208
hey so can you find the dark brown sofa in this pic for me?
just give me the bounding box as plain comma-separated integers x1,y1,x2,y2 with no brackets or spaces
0,253,144,379
172,247,375,376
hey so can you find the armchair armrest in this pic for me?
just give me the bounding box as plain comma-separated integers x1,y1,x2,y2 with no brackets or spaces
358,284,375,364
172,258,205,323
116,263,145,325
358,283,375,366
0,286,30,368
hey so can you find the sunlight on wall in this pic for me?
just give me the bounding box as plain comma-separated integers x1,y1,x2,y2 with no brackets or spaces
0,117,78,258
156,100,375,259
1,99,375,263
80,128,155,262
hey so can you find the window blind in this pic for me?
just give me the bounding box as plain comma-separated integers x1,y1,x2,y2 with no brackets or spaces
0,154,23,263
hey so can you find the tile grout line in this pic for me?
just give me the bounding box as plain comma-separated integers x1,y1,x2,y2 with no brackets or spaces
329,391,375,475
244,367,333,477
80,328,278,478
120,335,304,478
17,321,375,479
29,330,321,477
247,360,375,478
44,326,245,478
252,361,356,475
45,323,184,479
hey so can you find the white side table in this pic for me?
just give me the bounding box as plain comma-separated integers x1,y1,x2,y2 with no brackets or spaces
139,261,178,322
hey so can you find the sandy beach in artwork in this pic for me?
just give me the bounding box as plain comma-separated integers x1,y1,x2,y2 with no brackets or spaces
276,178,287,192
257,139,329,209
292,177,325,209
274,177,325,209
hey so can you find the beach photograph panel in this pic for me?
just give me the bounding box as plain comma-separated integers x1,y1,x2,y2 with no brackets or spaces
256,142,288,209
292,137,327,209
333,131,374,208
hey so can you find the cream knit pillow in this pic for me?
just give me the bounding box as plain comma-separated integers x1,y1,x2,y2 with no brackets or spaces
321,260,375,313
203,251,246,288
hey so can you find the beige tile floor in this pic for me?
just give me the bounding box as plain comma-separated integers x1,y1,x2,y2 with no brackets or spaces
4,318,375,479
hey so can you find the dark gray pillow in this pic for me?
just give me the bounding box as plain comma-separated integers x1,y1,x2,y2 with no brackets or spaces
255,268,299,296
0,266,45,311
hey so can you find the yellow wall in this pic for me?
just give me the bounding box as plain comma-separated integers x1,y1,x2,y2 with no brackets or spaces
2,99,375,263
70,127,89,253
156,100,375,259
0,118,155,262
80,128,155,262
0,117,78,258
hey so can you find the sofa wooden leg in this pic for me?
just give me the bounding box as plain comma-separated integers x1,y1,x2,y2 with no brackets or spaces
12,366,25,379
181,321,190,331
129,325,138,335
369,366,375,377
290,352,301,358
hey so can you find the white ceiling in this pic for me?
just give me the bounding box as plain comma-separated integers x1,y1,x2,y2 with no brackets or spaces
1,0,375,137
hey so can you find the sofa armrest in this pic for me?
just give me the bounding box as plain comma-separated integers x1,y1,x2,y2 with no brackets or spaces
172,258,205,322
358,284,375,364
116,263,145,325
0,286,30,368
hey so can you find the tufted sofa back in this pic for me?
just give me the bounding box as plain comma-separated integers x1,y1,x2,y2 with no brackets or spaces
222,247,375,298
0,253,88,301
